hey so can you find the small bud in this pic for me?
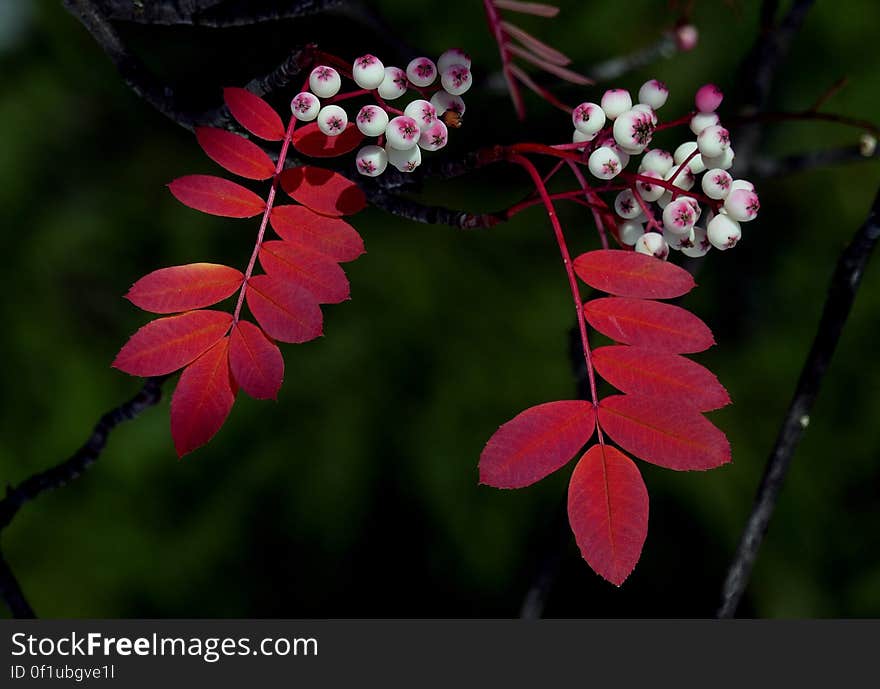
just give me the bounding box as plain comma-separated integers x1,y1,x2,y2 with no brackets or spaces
601,89,632,120
675,24,699,52
355,105,390,137
572,102,606,135
316,104,348,136
377,67,408,100
635,232,669,260
290,92,321,121
355,145,388,177
309,66,341,99
385,115,421,151
695,84,724,113
406,57,438,87
707,213,742,250
352,55,386,90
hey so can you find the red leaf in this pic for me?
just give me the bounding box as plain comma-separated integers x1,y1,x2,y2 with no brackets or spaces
229,320,284,400
270,205,365,262
259,240,350,304
113,310,232,376
280,166,366,217
245,273,323,343
479,401,596,488
568,444,648,586
593,345,730,411
292,122,365,158
168,175,265,218
195,127,276,180
223,87,285,141
574,249,695,299
597,394,731,470
126,263,243,314
584,297,715,353
170,338,236,457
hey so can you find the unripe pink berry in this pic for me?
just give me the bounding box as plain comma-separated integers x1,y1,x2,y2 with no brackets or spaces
377,67,408,100
663,198,697,235
675,24,699,52
640,149,674,175
723,188,760,221
601,89,632,120
430,90,466,116
419,121,448,151
388,144,422,173
588,146,624,180
355,145,388,177
572,102,606,135
702,168,733,199
681,226,711,257
385,115,421,150
635,232,669,260
636,170,665,202
638,79,669,110
355,105,389,137
406,57,438,87
352,54,385,90
441,64,472,96
695,84,724,113
707,213,741,250
697,124,730,158
613,108,655,152
619,220,645,246
438,48,471,73
290,91,320,121
689,111,720,136
316,104,347,136
615,189,643,220
309,66,341,98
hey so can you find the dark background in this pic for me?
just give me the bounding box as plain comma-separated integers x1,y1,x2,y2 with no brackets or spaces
1,0,878,618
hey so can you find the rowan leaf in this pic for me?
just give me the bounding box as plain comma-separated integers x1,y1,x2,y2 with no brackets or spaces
568,444,648,586
259,240,350,304
229,320,284,400
592,345,730,411
597,394,731,470
170,338,236,457
574,249,696,299
125,263,243,314
292,122,364,158
584,297,715,353
245,273,323,343
270,205,365,262
168,175,265,218
195,127,276,180
280,166,366,217
223,87,285,141
479,400,596,488
113,310,232,376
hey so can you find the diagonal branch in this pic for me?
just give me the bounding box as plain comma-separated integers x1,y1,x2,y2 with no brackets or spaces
717,187,880,618
93,0,344,27
0,550,35,619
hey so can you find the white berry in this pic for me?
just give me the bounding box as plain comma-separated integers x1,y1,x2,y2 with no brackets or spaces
388,144,422,173
406,57,438,87
662,198,697,236
588,146,624,180
723,188,760,221
635,232,669,260
681,226,711,257
355,145,388,177
430,90,466,116
290,92,320,121
355,105,389,137
572,102,606,135
309,66,341,98
385,115,421,150
640,149,674,175
438,48,471,73
613,108,655,152
619,220,645,246
419,121,448,151
614,189,644,220
707,213,741,250
690,111,720,135
636,170,665,202
697,124,731,158
638,79,668,109
702,168,733,199
377,67,408,100
404,99,436,128
441,64,472,95
316,104,347,136
352,55,385,90
601,89,632,120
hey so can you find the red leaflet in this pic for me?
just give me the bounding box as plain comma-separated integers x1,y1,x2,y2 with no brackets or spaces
568,444,648,586
479,400,596,488
280,166,366,217
598,394,731,470
125,263,243,314
229,320,284,400
584,297,715,353
168,175,265,218
292,122,364,158
170,338,236,457
593,345,730,411
259,240,350,304
573,249,696,299
245,273,323,343
113,310,232,376
270,205,365,262
223,87,285,141
195,127,276,180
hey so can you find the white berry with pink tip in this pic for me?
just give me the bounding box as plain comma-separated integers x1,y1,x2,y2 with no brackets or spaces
406,57,438,87
638,79,668,109
352,55,386,90
702,145,735,170
613,109,655,152
702,169,733,199
707,213,741,250
431,90,466,116
290,92,320,122
388,144,422,173
663,198,697,236
316,105,347,136
689,111,720,135
441,64,472,95
438,48,471,73
636,170,665,202
385,116,421,150
309,66,341,98
404,99,436,128
695,84,724,112
681,226,711,257
572,129,598,150
665,166,695,191
635,232,669,260
673,141,706,173
663,226,695,251
355,145,388,177
614,189,643,220
619,220,645,246
572,102,605,135
724,189,760,221
697,125,730,158
419,121,448,151
631,103,658,125
640,149,673,175
588,146,624,180
377,67,408,100
601,89,632,120
355,105,389,137
730,179,755,192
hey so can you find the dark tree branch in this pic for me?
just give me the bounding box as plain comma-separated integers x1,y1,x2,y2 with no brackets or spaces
0,550,35,619
585,32,679,83
93,0,344,27
749,144,880,178
717,187,880,618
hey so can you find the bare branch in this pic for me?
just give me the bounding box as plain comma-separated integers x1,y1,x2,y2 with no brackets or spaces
0,550,35,618
93,0,344,27
585,32,679,83
749,145,880,178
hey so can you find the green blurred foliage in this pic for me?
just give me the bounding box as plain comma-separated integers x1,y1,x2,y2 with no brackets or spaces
0,0,878,618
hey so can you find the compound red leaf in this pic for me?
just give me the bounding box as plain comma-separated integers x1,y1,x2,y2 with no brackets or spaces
568,444,648,586
270,205,365,262
574,249,696,299
170,338,236,457
168,175,265,218
126,263,243,314
195,127,276,180
113,310,232,376
259,240,350,304
593,345,730,412
598,394,731,471
245,273,323,343
584,297,715,353
479,401,596,488
229,320,284,400
223,87,285,141
279,166,366,217
292,122,364,158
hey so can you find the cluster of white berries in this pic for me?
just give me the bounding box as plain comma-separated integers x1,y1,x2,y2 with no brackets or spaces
290,49,472,177
571,81,760,260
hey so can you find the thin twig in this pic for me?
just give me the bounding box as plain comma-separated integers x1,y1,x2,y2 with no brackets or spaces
0,550,35,618
717,187,880,618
